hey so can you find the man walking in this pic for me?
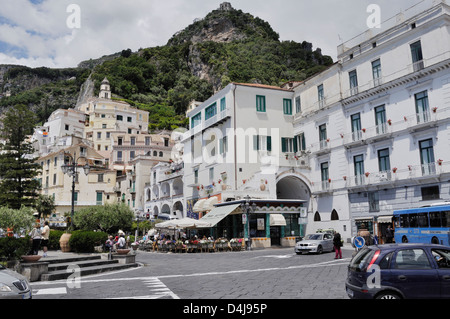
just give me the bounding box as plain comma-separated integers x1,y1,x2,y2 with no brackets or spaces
40,221,50,257
333,231,343,259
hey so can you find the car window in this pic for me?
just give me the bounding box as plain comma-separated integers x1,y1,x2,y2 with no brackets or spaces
324,234,332,240
394,249,432,269
306,234,322,240
431,249,450,269
349,248,375,272
379,252,394,269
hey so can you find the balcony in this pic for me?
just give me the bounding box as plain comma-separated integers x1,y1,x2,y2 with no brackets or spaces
311,162,448,195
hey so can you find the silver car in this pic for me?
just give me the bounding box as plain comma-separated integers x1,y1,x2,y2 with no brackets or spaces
0,264,32,299
295,233,334,254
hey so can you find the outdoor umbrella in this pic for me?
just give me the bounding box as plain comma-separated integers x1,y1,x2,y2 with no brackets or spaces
173,217,212,229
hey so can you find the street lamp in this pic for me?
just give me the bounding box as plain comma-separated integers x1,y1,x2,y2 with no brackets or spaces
244,195,257,251
60,152,91,228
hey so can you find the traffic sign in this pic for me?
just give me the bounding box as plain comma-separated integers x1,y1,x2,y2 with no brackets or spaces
354,236,365,248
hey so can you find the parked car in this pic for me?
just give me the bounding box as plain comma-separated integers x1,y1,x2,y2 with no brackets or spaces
295,233,334,254
0,264,32,299
346,243,450,299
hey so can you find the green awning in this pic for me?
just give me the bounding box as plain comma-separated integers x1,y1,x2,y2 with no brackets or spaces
199,204,241,227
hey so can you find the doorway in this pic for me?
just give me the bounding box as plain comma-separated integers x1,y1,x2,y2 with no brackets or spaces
270,227,281,246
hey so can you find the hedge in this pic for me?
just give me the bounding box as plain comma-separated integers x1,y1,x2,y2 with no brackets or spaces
0,237,31,261
68,230,108,253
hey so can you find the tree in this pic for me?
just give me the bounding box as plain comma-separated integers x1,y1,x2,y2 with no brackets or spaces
0,104,41,209
35,194,56,219
0,206,35,233
73,203,135,234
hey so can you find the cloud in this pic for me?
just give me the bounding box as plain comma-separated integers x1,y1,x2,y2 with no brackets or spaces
0,0,437,68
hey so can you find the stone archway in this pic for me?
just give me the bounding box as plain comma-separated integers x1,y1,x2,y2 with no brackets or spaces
276,174,311,201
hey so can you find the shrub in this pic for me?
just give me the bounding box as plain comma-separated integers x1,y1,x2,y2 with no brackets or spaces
68,230,108,253
0,237,31,261
49,229,64,250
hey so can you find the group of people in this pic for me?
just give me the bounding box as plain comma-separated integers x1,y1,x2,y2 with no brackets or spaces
28,221,50,257
104,233,128,252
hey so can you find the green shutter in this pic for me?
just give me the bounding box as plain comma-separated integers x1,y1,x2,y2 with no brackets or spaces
267,136,272,152
281,138,287,153
293,137,298,153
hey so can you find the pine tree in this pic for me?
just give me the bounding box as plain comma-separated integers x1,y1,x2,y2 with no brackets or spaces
0,104,41,209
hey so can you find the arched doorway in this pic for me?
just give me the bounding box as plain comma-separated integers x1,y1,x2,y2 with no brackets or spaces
173,201,184,218
275,174,311,240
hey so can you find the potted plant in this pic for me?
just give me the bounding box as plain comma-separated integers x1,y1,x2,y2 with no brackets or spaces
392,167,398,173
437,159,443,166
365,172,370,178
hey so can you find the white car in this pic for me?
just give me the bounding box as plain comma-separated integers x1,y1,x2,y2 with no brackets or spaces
0,264,32,299
295,233,335,255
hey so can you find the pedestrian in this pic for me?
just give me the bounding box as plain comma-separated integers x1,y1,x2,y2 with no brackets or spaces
333,231,343,259
385,225,394,243
117,234,126,249
28,223,41,256
105,235,115,251
40,221,50,257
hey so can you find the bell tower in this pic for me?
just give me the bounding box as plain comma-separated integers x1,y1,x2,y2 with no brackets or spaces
99,77,111,99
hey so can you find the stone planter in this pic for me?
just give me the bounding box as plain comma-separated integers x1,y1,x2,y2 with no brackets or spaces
21,255,42,263
117,249,130,255
59,233,72,252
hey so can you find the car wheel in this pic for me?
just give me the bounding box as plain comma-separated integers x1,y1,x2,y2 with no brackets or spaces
376,292,401,300
402,236,408,243
431,237,440,244
317,245,323,254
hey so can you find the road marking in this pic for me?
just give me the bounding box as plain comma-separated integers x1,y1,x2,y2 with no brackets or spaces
34,287,67,295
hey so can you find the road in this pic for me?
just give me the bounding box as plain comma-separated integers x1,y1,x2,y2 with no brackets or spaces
30,246,353,300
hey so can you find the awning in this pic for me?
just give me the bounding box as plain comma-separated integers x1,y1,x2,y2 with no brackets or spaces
193,199,207,213
270,214,287,227
377,216,393,224
203,197,219,212
199,204,241,228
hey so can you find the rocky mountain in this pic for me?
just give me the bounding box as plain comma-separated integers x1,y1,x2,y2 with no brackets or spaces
0,3,333,130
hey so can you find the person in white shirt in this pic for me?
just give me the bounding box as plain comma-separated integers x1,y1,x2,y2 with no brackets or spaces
40,221,50,257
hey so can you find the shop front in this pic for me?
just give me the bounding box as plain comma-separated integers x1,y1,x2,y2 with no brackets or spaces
199,199,307,249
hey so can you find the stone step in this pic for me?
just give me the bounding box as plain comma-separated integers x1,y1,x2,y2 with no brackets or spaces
40,262,139,281
42,255,102,265
47,259,119,271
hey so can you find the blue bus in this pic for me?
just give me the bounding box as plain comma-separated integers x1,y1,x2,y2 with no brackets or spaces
393,203,450,246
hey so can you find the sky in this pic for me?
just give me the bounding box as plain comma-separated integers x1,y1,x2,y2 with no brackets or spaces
0,0,440,69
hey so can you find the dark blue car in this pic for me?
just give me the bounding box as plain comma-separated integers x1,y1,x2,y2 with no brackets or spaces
346,243,450,299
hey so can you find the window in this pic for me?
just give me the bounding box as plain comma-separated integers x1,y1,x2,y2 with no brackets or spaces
96,192,103,205
117,115,123,121
74,192,78,205
410,41,424,71
295,133,306,152
118,137,123,146
220,97,226,112
351,113,362,141
331,209,339,221
372,59,382,85
419,139,435,176
145,137,151,146
254,135,272,152
220,136,228,155
209,167,214,184
318,84,324,107
65,124,69,131
295,96,301,114
102,124,107,129
191,113,202,129
281,137,296,153
130,137,136,146
194,169,199,184
415,91,430,123
321,162,329,190
97,132,102,139
205,102,217,120
349,70,358,95
314,212,321,222
375,105,387,134
421,186,440,201
354,155,365,185
130,151,135,160
256,95,266,112
369,191,380,212
117,151,123,162
98,174,104,183
127,117,132,123
283,99,292,115
319,124,327,149
378,148,391,172
53,173,57,185
394,249,431,269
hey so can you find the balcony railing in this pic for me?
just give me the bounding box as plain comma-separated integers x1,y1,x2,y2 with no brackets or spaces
311,162,448,194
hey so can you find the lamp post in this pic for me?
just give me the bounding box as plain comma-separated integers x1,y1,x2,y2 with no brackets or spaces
61,152,91,228
244,195,257,251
